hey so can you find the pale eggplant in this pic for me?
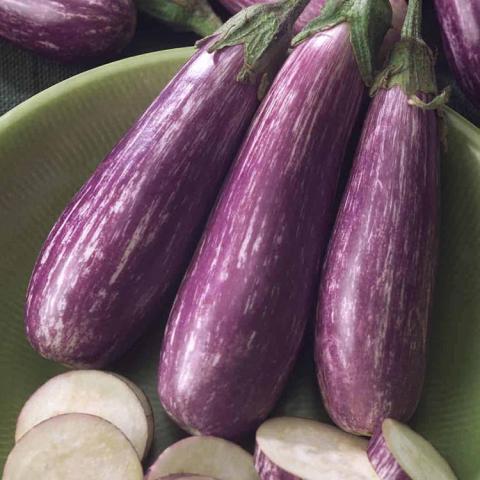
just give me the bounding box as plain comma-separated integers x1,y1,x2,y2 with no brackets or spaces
367,419,457,480
158,0,392,438
25,0,304,367
316,0,442,436
0,0,136,63
433,0,480,109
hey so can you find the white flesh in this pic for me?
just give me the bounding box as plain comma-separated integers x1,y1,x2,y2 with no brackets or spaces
145,436,258,480
3,413,143,480
256,417,378,480
15,370,153,459
383,419,457,480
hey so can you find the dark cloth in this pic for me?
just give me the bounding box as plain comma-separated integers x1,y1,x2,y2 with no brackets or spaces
0,15,197,116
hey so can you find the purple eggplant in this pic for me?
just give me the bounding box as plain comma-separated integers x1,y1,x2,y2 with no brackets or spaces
367,419,457,479
316,0,446,436
25,0,306,368
158,0,391,439
434,0,480,109
0,0,137,63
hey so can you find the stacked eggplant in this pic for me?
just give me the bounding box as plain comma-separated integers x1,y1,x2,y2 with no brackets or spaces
7,0,470,477
24,0,307,367
157,0,389,439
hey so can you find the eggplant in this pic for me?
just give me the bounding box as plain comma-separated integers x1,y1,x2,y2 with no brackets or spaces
158,0,391,439
25,0,306,367
0,0,137,63
316,0,446,436
145,436,257,480
367,419,457,480
255,417,377,479
433,0,480,110
2,413,144,480
136,0,222,37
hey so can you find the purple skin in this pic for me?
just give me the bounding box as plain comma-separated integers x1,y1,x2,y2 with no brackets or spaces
25,42,262,368
158,23,365,439
367,425,410,480
317,86,440,436
0,0,136,63
254,448,300,480
433,0,480,109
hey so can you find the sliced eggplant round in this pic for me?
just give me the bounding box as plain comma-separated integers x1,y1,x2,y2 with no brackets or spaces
145,436,257,480
15,370,153,459
3,413,143,480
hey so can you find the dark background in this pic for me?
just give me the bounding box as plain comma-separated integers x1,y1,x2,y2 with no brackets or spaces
0,2,479,125
0,14,198,116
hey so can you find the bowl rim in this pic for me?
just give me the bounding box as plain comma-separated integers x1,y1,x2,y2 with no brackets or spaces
0,45,478,139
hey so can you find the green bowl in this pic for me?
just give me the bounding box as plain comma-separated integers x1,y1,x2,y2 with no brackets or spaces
0,46,479,479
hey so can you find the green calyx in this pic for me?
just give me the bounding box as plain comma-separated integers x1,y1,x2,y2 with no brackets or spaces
292,0,392,86
201,0,309,97
370,0,450,110
135,0,222,37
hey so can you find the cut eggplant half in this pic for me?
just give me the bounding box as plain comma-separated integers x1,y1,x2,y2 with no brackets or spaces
15,370,153,459
255,417,377,479
367,419,457,480
145,436,258,480
3,413,143,480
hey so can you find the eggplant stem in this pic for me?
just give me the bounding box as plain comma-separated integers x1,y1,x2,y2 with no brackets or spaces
204,0,310,96
401,0,422,41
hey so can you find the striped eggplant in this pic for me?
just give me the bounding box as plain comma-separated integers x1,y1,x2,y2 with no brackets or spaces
316,0,446,436
0,0,136,63
158,0,391,439
367,419,458,480
25,0,307,368
135,0,222,37
433,0,480,110
215,0,405,38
